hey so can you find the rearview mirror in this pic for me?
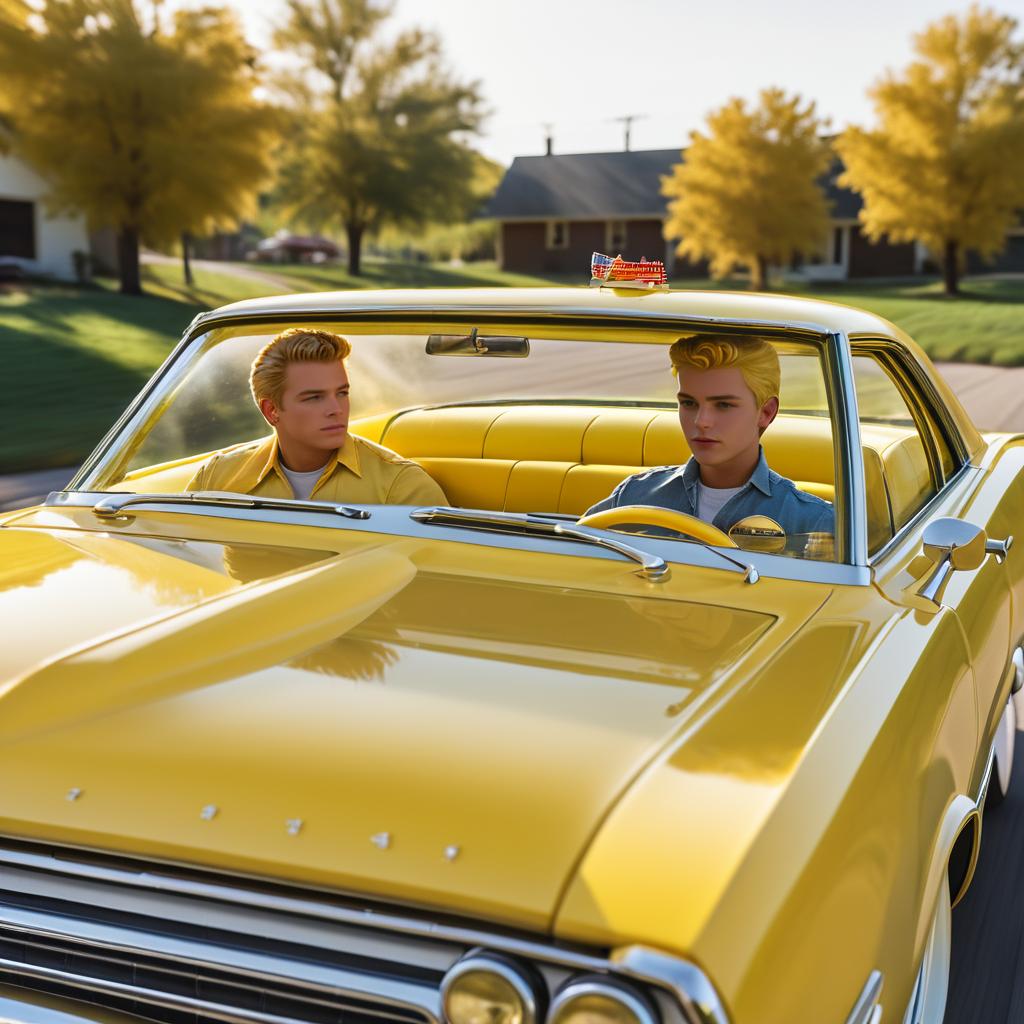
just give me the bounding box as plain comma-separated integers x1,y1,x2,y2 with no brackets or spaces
426,329,529,357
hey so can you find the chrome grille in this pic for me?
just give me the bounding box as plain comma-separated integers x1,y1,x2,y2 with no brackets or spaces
0,903,439,1024
0,841,708,1024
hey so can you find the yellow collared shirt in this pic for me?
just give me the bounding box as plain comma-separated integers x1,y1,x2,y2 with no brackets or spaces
185,433,448,506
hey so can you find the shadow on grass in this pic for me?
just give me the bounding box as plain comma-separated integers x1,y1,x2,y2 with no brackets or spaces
1,284,193,473
4,321,155,473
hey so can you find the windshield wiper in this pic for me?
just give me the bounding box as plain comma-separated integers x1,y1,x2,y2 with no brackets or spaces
90,491,371,520
411,507,759,584
411,506,673,580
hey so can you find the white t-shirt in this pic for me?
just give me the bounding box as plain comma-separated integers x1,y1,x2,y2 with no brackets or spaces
281,463,329,501
697,482,744,524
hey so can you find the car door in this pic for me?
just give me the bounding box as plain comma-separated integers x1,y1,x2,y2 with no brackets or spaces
853,345,1015,769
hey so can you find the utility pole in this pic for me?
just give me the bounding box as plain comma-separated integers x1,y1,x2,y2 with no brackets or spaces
610,114,647,152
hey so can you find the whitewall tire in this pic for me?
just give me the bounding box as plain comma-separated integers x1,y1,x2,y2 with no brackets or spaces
988,695,1017,808
903,882,952,1024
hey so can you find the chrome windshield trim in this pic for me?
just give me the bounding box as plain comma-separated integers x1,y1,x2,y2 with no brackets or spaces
184,306,836,344
31,492,871,587
410,507,669,581
0,841,721,1024
844,970,883,1024
825,331,867,566
91,491,371,520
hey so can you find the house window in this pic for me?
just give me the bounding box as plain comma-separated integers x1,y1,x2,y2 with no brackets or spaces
0,199,35,259
606,221,628,251
546,221,569,250
832,227,844,265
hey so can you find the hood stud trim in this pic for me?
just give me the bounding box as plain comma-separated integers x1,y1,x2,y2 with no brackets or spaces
200,805,218,821
444,845,460,862
286,819,304,837
65,788,82,802
371,832,392,850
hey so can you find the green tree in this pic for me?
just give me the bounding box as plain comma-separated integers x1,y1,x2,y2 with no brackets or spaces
272,0,486,275
661,88,832,291
0,0,279,294
838,6,1024,296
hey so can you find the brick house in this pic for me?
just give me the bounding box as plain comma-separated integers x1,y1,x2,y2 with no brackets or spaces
484,148,1023,280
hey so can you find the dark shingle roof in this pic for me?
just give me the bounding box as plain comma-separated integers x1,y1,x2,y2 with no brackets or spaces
483,147,864,221
482,149,681,219
821,157,862,219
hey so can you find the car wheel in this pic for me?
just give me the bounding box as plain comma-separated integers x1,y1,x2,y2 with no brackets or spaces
902,882,951,1024
987,695,1017,809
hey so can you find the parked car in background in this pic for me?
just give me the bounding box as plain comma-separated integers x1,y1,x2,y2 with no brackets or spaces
0,287,1021,1024
252,231,341,263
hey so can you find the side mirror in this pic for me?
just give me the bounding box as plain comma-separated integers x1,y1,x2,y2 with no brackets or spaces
924,518,987,571
920,518,987,605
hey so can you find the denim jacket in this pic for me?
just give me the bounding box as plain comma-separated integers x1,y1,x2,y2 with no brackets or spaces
585,447,834,536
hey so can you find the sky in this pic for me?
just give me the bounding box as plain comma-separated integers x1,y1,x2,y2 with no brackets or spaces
173,0,1011,166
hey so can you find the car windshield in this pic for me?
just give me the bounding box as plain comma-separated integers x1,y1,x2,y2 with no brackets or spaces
78,322,841,562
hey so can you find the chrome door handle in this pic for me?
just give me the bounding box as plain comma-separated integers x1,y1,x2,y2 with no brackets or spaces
986,535,1013,563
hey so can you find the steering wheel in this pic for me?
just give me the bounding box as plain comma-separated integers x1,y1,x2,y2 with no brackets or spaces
576,504,738,548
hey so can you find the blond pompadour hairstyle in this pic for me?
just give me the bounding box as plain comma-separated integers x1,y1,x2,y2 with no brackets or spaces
669,335,780,409
250,328,352,408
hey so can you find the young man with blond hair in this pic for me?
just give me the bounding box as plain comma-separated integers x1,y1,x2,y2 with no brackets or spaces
186,328,447,505
585,334,833,537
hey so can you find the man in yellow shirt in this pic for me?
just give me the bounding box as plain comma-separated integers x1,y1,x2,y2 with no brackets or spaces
187,327,447,506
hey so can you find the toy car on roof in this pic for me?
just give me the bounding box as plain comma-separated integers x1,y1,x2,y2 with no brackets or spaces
590,251,668,287
0,285,1021,1024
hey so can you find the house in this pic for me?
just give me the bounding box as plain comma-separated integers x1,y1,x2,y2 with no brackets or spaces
483,149,688,276
0,153,90,281
483,148,1023,280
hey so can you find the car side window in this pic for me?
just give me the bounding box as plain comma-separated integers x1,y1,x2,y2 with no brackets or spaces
853,354,943,550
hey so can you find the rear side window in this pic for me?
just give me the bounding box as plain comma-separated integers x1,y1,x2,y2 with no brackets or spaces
854,354,944,546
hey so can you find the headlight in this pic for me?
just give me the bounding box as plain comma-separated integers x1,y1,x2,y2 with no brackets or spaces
549,977,659,1024
441,952,544,1024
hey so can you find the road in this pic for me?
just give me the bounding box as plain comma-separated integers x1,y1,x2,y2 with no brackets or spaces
948,731,1024,1023
140,251,296,290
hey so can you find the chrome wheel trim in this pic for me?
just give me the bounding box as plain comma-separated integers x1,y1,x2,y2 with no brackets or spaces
903,884,951,1024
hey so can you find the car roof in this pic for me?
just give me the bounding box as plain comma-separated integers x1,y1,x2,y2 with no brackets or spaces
196,286,903,340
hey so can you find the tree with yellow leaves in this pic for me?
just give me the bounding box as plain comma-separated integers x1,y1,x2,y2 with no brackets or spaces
0,1,280,294
271,0,486,276
661,89,832,291
838,6,1024,296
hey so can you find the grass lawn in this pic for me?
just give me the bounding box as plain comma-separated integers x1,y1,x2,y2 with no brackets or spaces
795,277,1024,366
2,258,1023,474
1,264,284,473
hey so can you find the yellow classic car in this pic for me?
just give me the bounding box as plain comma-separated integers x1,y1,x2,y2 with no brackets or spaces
0,287,1021,1024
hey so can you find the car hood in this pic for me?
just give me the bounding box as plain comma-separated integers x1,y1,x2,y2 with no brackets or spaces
0,515,821,931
